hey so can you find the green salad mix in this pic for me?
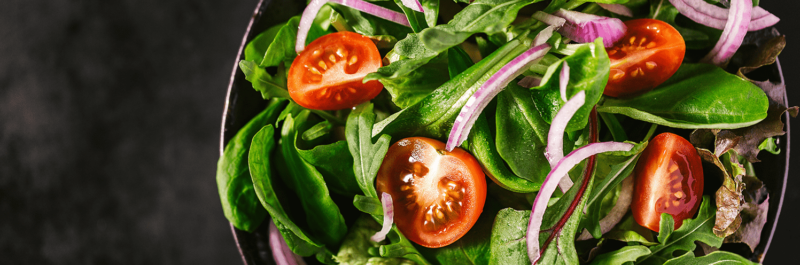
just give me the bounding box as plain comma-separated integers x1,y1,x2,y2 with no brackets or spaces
218,0,794,264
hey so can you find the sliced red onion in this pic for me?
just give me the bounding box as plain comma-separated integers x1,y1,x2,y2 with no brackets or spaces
668,0,778,31
518,75,542,88
400,0,424,12
546,91,585,193
527,142,633,264
532,25,557,47
269,221,308,265
296,0,411,53
533,11,566,28
558,61,570,102
446,44,551,151
598,3,633,17
701,0,751,66
370,192,394,242
552,9,627,48
577,176,633,240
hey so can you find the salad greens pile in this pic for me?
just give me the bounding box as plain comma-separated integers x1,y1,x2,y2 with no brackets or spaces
218,0,793,264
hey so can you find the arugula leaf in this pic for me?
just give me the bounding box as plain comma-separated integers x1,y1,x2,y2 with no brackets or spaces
597,63,769,129
589,245,650,265
662,251,758,265
301,120,333,142
217,99,287,232
636,196,723,265
531,38,609,132
239,60,290,100
296,139,361,196
603,214,658,246
418,0,542,53
372,37,530,140
347,102,392,198
249,124,325,256
495,83,550,183
280,112,348,247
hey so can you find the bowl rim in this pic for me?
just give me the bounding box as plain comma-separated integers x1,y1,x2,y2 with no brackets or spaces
219,0,791,264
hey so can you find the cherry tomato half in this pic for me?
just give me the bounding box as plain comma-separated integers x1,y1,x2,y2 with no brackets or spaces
632,133,703,232
376,137,487,248
604,19,685,98
288,32,383,110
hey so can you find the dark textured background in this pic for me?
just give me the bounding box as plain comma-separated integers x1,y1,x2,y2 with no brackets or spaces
0,0,797,264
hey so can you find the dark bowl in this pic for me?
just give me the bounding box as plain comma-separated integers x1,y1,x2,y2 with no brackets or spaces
219,0,791,264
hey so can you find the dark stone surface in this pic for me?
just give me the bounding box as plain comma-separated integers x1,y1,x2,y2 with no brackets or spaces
0,0,797,264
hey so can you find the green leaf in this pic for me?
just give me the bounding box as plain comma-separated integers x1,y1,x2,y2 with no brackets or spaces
347,103,392,198
662,251,758,265
244,23,283,63
603,214,658,246
447,45,475,78
589,245,650,265
597,64,769,129
330,1,413,41
366,53,450,108
335,215,416,265
495,83,550,183
249,124,325,256
352,195,383,217
488,208,531,265
758,137,780,155
465,111,541,193
301,120,333,142
296,139,361,196
537,161,593,265
260,15,330,67
239,60,291,100
636,196,724,265
531,38,609,132
216,99,287,232
419,201,501,265
280,112,348,247
393,0,433,33
418,0,542,53
372,37,530,140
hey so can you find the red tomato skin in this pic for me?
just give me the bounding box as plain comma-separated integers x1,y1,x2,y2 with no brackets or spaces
288,32,383,110
604,19,685,98
375,137,486,248
632,133,703,232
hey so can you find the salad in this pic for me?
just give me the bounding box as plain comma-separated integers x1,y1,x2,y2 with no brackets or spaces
217,0,794,264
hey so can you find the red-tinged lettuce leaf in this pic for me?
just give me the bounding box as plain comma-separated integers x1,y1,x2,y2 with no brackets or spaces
635,196,723,265
696,148,746,237
724,176,770,252
735,35,785,78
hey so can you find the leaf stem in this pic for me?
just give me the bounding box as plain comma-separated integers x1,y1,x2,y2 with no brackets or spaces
310,109,345,125
644,123,658,141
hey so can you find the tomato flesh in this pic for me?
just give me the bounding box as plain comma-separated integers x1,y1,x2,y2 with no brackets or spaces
376,137,487,248
632,133,703,232
288,32,383,110
604,19,685,98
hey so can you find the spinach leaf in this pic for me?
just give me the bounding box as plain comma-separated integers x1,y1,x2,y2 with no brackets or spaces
244,23,283,63
249,124,325,256
335,215,416,265
488,208,531,265
372,37,530,140
260,15,330,68
366,52,450,108
662,251,758,265
418,0,543,53
352,195,383,216
239,60,290,100
495,83,550,183
347,102,392,198
635,196,723,265
296,139,361,196
466,111,541,193
597,64,769,129
589,246,650,265
280,111,348,247
217,99,287,232
330,2,413,41
531,38,609,132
